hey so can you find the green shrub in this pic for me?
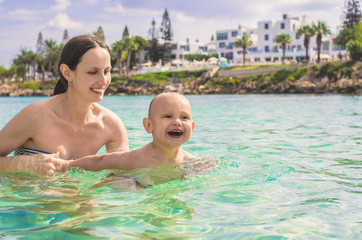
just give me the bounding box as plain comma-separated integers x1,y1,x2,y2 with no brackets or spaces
347,40,362,62
269,69,294,84
316,62,335,78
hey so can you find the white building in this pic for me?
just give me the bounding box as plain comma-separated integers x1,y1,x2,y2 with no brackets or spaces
170,39,210,63
212,14,345,64
164,14,345,68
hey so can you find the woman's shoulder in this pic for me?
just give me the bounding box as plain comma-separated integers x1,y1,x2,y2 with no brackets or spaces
20,97,53,117
93,103,122,122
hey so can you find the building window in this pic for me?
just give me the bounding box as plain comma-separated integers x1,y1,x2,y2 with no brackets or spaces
171,54,176,59
296,33,300,40
171,44,177,50
281,23,285,29
265,34,269,41
232,31,238,37
217,32,228,40
228,42,234,49
264,23,269,29
225,52,233,60
265,46,269,52
219,42,226,48
293,24,295,31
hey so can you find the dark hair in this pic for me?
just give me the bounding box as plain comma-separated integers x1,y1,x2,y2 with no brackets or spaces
54,34,110,95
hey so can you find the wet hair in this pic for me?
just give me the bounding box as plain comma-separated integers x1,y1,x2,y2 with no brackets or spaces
54,34,110,95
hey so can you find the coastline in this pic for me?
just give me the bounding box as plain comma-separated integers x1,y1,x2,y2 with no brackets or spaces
1,62,361,97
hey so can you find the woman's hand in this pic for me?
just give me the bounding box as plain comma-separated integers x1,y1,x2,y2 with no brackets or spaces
2,152,67,176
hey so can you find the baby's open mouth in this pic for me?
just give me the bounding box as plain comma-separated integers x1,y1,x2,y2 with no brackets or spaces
168,129,183,137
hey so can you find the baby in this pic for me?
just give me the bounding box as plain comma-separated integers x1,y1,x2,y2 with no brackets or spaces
65,92,197,171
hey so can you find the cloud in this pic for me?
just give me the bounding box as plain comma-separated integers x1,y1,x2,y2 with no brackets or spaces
104,2,125,13
45,13,84,30
8,8,37,20
174,11,195,23
104,2,160,16
50,0,71,12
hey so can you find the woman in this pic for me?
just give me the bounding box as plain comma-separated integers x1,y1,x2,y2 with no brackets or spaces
0,34,129,175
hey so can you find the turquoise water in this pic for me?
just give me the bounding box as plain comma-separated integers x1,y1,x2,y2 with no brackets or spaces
0,95,361,239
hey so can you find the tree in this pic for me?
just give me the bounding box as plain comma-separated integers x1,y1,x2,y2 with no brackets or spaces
148,19,158,40
62,29,69,43
112,40,126,75
13,48,37,80
312,21,331,63
112,36,147,75
275,33,293,64
36,32,44,54
146,19,161,64
342,0,362,29
122,25,129,39
347,22,362,61
123,37,137,74
132,35,148,66
36,54,47,81
146,38,162,64
160,8,173,42
297,25,314,62
337,28,355,49
160,8,173,64
44,39,60,78
0,66,7,83
93,26,105,42
234,34,253,65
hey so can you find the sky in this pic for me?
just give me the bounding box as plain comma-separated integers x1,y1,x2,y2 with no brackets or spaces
0,0,346,68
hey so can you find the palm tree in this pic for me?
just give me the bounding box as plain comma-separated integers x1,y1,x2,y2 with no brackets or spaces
112,39,127,76
275,33,293,64
27,51,37,80
36,54,47,81
132,36,148,67
297,25,314,63
123,37,137,75
44,39,58,77
13,48,37,81
312,21,331,63
234,34,253,65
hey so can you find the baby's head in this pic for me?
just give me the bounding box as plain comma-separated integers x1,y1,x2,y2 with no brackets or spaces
144,92,195,147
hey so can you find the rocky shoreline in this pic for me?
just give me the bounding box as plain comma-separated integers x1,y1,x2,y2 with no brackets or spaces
1,63,362,96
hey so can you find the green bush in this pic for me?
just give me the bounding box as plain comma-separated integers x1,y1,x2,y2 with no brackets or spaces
316,62,335,78
347,40,362,62
269,69,294,84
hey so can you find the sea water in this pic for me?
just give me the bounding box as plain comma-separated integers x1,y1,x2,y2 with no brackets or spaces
0,95,361,239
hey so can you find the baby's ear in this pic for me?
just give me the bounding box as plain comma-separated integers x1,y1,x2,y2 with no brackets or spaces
192,121,195,131
143,117,152,133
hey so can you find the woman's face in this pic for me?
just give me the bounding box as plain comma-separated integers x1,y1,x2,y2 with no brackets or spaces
70,46,111,102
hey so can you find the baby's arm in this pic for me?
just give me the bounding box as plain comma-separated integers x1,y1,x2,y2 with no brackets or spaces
66,151,139,171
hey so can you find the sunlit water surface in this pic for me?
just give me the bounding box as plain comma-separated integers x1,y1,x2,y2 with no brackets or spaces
0,95,361,239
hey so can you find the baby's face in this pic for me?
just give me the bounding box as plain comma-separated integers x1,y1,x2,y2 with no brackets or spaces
147,93,195,148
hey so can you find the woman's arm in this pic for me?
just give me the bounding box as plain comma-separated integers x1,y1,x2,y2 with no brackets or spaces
103,109,130,153
0,152,66,176
0,101,63,176
0,103,38,156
